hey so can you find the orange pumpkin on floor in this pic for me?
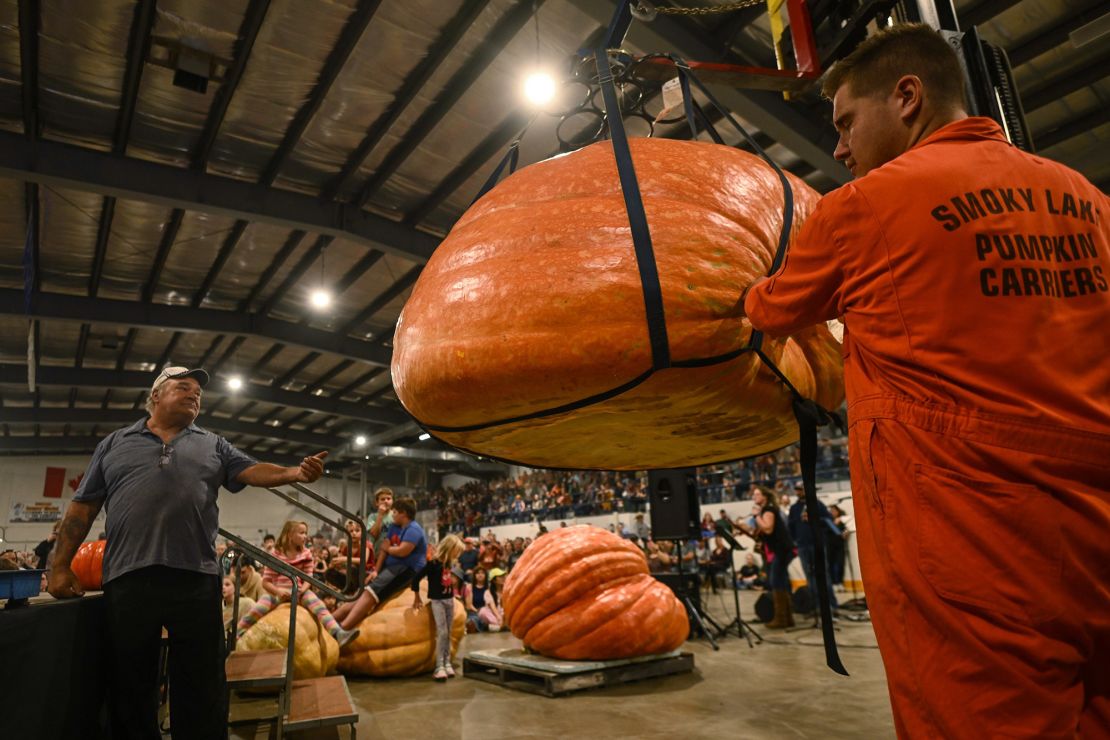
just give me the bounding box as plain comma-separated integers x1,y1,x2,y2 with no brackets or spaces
71,540,105,590
503,526,687,660
391,137,844,470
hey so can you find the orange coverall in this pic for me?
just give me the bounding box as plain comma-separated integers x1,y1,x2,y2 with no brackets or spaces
746,117,1110,739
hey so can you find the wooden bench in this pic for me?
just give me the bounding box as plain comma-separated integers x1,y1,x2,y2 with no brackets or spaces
225,649,287,689
284,675,358,735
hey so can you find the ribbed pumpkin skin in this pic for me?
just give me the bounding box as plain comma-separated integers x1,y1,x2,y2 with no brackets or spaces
238,604,339,679
503,526,687,660
337,582,466,677
71,540,105,590
391,137,844,470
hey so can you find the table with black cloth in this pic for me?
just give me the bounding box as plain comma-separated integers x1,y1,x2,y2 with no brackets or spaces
0,595,112,739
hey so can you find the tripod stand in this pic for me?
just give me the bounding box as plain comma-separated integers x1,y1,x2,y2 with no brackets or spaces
711,526,762,648
656,542,722,651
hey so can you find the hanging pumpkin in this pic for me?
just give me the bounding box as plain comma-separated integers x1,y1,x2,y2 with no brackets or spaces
71,540,105,590
502,526,687,660
391,137,843,470
237,603,339,680
337,580,466,677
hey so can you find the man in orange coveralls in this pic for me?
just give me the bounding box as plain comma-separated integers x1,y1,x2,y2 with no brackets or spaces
744,24,1109,739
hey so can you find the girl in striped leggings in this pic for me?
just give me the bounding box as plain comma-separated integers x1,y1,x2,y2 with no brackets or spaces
236,520,359,648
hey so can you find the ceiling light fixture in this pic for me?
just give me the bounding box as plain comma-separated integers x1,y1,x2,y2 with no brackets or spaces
310,288,331,309
227,375,243,391
355,435,367,447
523,71,556,106
418,432,431,441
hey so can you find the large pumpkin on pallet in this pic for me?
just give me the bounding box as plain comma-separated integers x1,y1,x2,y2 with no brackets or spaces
338,581,466,677
71,540,105,590
503,526,687,660
237,604,339,679
391,137,843,470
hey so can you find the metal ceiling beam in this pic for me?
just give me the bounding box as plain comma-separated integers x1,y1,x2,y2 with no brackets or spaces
1034,106,1110,150
18,0,39,139
193,220,249,308
1007,1,1110,67
0,408,345,451
260,235,332,315
142,209,185,302
566,0,848,185
330,249,384,298
0,132,441,263
332,368,383,399
250,342,285,376
959,0,1022,27
89,198,115,297
192,0,272,168
272,351,321,389
303,359,354,395
327,0,492,200
404,109,533,226
1021,50,1110,113
2,289,393,367
338,264,422,336
261,0,384,186
114,0,156,155
242,230,306,310
353,0,547,208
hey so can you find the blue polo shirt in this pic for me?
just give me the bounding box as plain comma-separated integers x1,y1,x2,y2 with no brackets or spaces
73,418,257,584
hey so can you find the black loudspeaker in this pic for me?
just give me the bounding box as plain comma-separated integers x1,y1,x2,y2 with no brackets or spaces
648,468,700,540
754,592,774,623
654,571,701,611
792,585,814,615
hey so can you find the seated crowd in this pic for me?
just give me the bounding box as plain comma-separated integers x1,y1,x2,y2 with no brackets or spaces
415,437,848,535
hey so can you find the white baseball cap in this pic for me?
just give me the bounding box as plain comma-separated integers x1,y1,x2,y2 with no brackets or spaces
151,366,210,392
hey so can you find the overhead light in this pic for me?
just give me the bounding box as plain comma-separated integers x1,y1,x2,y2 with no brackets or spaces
310,289,332,309
523,71,556,106
364,455,369,460
355,435,367,447
227,375,243,391
418,432,431,441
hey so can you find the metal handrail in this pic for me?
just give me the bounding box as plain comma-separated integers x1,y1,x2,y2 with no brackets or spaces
220,481,370,735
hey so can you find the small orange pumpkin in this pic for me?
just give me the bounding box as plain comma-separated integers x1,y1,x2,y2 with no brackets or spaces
391,137,844,470
71,540,105,590
503,526,687,660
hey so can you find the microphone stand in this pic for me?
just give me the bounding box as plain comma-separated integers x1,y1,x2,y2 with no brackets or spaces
712,525,762,648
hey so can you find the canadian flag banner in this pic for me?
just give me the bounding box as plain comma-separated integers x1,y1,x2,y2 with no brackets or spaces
43,467,84,498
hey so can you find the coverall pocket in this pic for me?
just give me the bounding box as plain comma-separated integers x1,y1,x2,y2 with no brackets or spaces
914,464,1063,624
850,419,884,517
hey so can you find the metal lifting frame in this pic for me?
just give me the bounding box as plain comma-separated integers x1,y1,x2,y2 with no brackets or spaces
601,0,821,92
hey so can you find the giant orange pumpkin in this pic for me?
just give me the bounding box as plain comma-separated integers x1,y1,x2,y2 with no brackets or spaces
337,581,466,677
71,540,105,590
502,526,687,660
391,137,843,470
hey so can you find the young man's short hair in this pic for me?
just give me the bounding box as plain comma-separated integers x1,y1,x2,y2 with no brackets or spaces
374,487,394,503
393,497,417,520
821,23,966,111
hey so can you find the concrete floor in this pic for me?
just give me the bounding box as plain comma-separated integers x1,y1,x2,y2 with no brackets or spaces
233,591,895,740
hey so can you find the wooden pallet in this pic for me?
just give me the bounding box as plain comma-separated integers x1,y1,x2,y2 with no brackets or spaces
463,649,695,697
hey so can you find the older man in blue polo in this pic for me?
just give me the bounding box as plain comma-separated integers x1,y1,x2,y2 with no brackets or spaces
48,366,328,739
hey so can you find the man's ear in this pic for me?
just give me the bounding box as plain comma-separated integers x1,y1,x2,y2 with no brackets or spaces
895,74,924,123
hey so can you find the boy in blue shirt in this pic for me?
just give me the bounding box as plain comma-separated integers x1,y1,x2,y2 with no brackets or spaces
334,496,426,630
